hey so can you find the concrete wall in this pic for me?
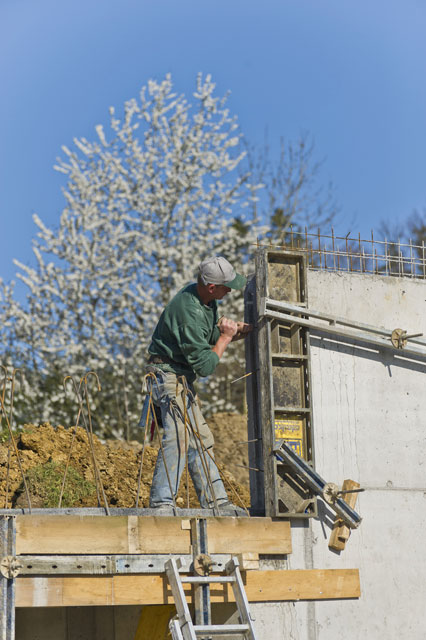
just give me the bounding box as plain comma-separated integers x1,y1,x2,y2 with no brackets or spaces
286,270,426,640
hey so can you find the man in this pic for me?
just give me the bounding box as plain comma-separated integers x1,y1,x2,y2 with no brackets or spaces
146,256,252,515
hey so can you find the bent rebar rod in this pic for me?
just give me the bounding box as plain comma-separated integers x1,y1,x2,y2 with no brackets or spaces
83,372,110,516
179,377,220,514
5,369,23,509
0,369,32,512
63,374,110,514
136,372,177,513
182,380,250,516
135,372,161,509
58,375,85,508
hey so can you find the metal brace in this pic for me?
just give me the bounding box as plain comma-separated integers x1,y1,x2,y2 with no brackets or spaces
274,441,362,529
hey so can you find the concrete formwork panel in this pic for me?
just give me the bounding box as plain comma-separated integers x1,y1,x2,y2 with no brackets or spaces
285,270,426,639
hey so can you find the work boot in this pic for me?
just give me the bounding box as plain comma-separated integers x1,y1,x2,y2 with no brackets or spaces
151,503,175,515
217,501,249,517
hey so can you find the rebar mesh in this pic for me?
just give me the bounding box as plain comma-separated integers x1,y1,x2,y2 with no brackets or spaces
256,228,426,279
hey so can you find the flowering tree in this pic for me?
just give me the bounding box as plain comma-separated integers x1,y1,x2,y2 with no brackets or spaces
0,74,338,437
0,74,261,436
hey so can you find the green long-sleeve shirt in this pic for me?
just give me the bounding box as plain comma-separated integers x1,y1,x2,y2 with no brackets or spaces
148,283,221,383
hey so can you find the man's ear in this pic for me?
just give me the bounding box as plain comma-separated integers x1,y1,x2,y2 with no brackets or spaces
207,283,216,294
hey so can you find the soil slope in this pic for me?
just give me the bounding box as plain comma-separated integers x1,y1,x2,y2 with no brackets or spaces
0,413,250,510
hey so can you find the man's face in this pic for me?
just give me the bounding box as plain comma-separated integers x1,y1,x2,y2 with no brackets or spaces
210,284,231,299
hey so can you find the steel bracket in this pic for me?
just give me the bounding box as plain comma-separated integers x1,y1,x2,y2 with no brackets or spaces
0,557,21,580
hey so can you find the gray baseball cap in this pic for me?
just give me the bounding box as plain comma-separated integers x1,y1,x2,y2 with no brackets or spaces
198,256,246,290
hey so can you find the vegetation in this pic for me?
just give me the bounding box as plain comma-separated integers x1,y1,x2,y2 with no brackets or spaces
0,74,337,436
24,461,96,508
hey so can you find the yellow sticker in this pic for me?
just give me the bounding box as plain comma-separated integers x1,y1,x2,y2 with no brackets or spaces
275,419,305,458
275,419,304,440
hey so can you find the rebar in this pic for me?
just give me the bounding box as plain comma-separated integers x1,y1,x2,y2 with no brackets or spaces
82,372,110,515
4,369,23,510
58,375,86,508
181,380,250,516
0,365,7,416
179,377,220,513
135,372,165,509
62,373,110,514
181,378,190,510
0,370,32,512
253,229,426,279
142,372,178,513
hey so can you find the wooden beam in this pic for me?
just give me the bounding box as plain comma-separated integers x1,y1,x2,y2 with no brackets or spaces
207,518,291,554
16,516,190,555
15,569,360,607
329,480,361,552
15,516,292,556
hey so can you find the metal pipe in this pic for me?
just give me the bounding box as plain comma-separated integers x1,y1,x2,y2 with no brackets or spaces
261,297,426,356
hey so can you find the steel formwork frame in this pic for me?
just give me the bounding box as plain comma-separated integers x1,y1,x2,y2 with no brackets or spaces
0,516,16,640
245,248,317,519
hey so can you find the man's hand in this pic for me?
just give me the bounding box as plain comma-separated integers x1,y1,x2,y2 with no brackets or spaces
217,316,253,341
213,317,238,360
232,321,253,341
235,321,253,336
218,316,238,338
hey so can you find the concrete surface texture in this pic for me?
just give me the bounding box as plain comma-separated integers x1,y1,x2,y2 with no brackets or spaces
286,270,426,640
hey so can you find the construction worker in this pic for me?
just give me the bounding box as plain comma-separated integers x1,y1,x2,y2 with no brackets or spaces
146,256,252,515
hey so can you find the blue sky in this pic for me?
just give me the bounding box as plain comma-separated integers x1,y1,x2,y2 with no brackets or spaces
1,0,426,286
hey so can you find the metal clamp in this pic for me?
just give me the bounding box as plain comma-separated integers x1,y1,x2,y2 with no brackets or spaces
391,328,423,350
0,556,22,579
323,482,365,505
193,553,213,576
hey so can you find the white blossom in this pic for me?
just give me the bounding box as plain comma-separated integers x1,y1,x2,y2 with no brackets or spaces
0,74,263,436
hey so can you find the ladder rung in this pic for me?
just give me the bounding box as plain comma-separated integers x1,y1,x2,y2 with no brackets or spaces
271,353,308,360
274,406,311,413
194,624,250,635
181,575,236,584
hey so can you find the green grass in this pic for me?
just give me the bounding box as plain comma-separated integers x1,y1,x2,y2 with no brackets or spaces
0,422,34,444
25,461,97,508
0,426,25,444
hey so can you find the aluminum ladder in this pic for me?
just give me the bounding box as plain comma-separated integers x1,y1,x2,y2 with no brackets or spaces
165,556,258,639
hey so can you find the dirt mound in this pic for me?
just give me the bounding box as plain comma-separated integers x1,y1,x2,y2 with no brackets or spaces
0,413,250,510
207,412,250,487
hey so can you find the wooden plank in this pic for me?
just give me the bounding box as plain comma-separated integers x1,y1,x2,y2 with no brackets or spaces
328,480,361,552
16,516,291,556
16,516,191,555
207,518,291,554
237,553,259,571
15,569,360,607
134,605,176,640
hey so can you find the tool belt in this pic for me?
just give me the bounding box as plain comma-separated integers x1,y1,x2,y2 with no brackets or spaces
147,354,176,366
